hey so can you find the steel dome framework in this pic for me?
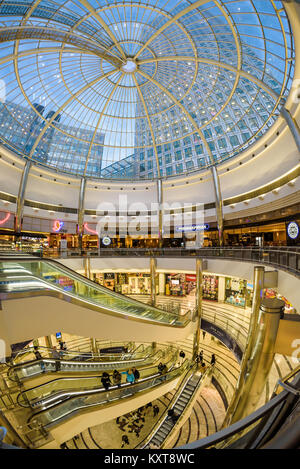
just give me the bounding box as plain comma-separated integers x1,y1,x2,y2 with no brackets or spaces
0,0,295,180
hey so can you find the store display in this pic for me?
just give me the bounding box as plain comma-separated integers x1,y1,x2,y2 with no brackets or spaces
202,275,218,301
225,277,247,308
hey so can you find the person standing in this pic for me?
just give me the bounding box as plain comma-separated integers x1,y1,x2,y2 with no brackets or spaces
51,346,61,372
122,369,135,384
112,370,122,388
179,350,185,365
211,354,216,366
33,346,45,373
202,331,206,341
101,372,111,390
132,367,140,382
153,404,160,417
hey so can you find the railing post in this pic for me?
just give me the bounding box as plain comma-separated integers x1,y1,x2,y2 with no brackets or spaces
193,258,203,360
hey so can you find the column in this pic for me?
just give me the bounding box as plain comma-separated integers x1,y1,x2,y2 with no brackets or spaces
211,165,224,247
14,160,31,233
225,297,285,425
150,257,157,307
223,266,265,427
192,258,203,360
77,177,86,250
281,107,300,153
157,178,163,249
90,338,97,356
44,335,53,350
84,257,91,280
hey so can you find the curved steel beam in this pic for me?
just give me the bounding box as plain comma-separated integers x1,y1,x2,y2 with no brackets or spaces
0,25,123,67
138,56,279,100
137,68,224,245
132,74,161,178
79,0,126,61
0,47,94,65
83,73,124,176
133,0,211,61
28,69,117,158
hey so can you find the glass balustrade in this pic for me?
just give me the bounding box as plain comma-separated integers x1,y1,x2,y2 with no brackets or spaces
0,260,190,326
27,361,190,429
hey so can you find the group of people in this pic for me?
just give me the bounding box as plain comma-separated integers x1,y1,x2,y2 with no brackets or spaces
117,402,161,448
101,367,141,391
33,342,67,373
195,350,216,371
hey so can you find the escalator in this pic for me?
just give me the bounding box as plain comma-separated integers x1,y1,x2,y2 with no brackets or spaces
9,344,157,382
142,372,203,449
0,257,193,345
26,361,190,429
18,351,177,411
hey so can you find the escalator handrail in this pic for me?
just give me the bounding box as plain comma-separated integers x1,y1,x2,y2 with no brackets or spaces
16,351,174,408
27,360,190,428
0,257,190,322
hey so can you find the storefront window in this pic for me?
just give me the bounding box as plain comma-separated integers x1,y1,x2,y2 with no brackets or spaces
203,275,218,301
225,277,247,308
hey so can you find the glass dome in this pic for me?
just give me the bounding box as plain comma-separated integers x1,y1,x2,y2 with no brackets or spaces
0,0,295,180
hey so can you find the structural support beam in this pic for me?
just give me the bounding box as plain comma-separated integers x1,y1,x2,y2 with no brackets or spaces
77,178,86,250
281,107,300,153
14,160,31,234
225,297,285,425
150,257,157,307
45,335,53,349
211,166,224,247
193,258,203,360
223,266,265,428
157,178,163,248
84,257,91,280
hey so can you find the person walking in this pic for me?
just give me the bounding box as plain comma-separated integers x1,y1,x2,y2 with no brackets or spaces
211,354,216,366
51,346,61,372
202,331,206,341
101,372,111,390
122,369,135,384
132,367,140,382
112,370,122,388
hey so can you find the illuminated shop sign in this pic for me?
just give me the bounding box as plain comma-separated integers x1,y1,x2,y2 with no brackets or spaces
287,221,299,240
53,220,64,232
102,236,112,246
175,224,209,233
0,212,10,225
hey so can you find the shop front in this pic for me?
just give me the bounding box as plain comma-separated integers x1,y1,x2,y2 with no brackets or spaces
202,275,218,302
93,272,151,295
165,273,186,296
225,277,248,308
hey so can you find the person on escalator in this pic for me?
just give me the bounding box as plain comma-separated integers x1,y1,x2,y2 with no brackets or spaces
101,372,111,390
132,367,140,382
112,370,122,388
51,347,61,372
33,346,45,373
122,369,135,384
179,350,185,365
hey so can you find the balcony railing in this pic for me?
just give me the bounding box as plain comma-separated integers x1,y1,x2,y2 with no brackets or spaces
2,246,299,277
